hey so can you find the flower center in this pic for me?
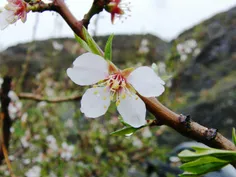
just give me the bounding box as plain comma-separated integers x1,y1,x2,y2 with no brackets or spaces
108,73,126,92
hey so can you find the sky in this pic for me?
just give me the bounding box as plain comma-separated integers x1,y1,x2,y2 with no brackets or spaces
0,0,236,50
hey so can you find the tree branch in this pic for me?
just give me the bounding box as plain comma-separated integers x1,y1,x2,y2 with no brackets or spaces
31,0,106,40
18,93,81,103
140,96,236,151
0,76,12,164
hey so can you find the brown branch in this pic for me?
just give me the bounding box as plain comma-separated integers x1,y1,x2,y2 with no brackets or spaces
82,0,106,28
30,0,236,151
0,76,12,164
18,93,81,103
140,96,236,151
31,0,106,40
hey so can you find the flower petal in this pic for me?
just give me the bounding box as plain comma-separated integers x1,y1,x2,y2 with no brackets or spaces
81,87,110,118
0,10,15,30
117,93,146,128
127,66,165,97
67,53,108,86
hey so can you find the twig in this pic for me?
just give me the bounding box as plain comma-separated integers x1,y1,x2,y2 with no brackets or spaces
18,93,81,103
0,77,13,164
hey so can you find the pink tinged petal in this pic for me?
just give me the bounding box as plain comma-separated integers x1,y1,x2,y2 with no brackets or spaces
67,53,108,86
80,87,110,118
0,10,15,30
117,93,146,128
127,66,165,97
20,11,27,23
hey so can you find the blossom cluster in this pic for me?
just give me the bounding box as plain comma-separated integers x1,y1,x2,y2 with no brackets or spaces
176,39,201,61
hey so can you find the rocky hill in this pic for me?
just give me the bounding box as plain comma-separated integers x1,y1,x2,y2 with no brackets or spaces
169,6,236,138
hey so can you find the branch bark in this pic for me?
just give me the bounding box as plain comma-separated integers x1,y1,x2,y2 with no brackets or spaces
0,76,12,164
31,0,236,151
18,93,81,103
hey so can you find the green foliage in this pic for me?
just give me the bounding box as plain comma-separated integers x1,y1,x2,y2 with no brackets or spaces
104,34,114,61
178,146,236,176
82,27,102,56
74,34,91,53
110,126,139,136
232,128,236,146
179,156,228,176
161,75,172,82
74,27,102,56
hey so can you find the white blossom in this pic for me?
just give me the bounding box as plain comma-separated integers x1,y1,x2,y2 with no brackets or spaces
60,142,74,161
176,39,199,62
8,91,22,120
0,77,3,88
25,166,41,177
67,52,165,128
138,38,149,54
46,135,58,152
0,0,28,30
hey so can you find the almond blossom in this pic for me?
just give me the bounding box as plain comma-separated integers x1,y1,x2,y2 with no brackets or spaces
0,0,28,30
67,53,165,128
105,0,130,23
60,142,74,161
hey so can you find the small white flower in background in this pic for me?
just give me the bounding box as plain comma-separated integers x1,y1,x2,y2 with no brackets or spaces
0,77,3,88
94,145,103,155
10,127,14,133
142,127,152,138
65,119,74,128
25,166,41,177
8,90,22,120
193,48,201,57
33,134,40,140
52,41,63,51
33,152,45,163
8,155,15,161
138,38,149,54
21,112,28,123
37,101,47,108
132,137,143,148
0,0,28,30
176,39,200,62
23,158,31,165
49,172,57,177
60,142,74,161
4,170,10,176
180,54,188,62
46,135,58,152
67,53,165,128
20,130,31,148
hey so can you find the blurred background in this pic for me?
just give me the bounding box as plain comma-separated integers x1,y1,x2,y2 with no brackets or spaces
0,0,236,176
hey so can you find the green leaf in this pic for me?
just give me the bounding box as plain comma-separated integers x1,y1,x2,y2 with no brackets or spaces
180,156,228,175
232,128,236,146
14,121,25,137
118,116,131,127
74,33,91,52
104,34,114,61
110,126,139,136
179,172,199,177
82,27,102,56
178,146,236,162
161,75,172,81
